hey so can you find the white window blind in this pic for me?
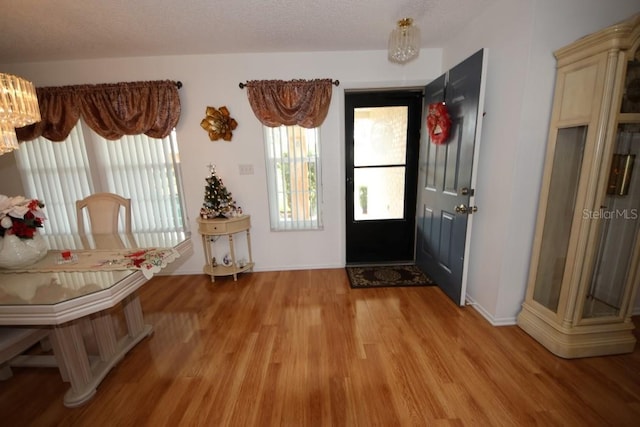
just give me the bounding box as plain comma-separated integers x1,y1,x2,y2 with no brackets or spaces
15,120,187,236
94,132,186,232
15,124,93,235
263,125,322,230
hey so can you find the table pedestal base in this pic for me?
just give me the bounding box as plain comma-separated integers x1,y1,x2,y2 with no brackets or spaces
49,293,152,407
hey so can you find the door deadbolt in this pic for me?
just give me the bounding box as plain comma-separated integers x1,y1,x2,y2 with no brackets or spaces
455,204,478,214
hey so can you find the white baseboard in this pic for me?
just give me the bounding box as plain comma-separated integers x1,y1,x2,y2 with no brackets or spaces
465,296,640,322
252,263,344,272
161,263,345,277
465,295,517,326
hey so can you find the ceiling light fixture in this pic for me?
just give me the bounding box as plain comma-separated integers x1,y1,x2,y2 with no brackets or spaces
0,73,40,155
388,18,420,64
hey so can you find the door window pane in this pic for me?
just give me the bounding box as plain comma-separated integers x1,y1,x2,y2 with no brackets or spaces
354,167,405,221
354,107,407,166
353,106,408,221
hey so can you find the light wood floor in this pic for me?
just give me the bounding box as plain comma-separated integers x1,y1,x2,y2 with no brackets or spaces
1,269,639,426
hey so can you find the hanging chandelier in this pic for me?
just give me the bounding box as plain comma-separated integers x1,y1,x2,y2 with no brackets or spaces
0,73,41,155
388,18,420,64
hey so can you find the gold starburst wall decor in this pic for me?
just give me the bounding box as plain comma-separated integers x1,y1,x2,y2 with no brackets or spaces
200,106,238,141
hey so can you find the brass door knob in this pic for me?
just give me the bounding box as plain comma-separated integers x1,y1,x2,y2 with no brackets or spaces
455,204,478,214
455,204,468,214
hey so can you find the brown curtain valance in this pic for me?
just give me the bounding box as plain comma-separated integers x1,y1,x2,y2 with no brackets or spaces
16,80,181,142
244,79,334,128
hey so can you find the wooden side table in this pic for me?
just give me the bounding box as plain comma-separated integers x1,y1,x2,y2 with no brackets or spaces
197,215,254,282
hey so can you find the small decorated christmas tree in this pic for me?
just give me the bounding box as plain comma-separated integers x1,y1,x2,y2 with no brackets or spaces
200,164,239,219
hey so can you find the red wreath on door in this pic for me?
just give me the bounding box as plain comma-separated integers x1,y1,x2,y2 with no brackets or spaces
427,102,451,145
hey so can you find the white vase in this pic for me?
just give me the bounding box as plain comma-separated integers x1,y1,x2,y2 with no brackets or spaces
0,232,48,269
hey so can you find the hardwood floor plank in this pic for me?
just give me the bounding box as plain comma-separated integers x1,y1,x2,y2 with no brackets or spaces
0,269,639,426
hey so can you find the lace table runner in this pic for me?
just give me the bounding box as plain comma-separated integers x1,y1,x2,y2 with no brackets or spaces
0,248,180,279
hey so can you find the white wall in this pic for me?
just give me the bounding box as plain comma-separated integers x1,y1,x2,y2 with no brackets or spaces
442,0,640,323
0,154,23,196
0,49,442,276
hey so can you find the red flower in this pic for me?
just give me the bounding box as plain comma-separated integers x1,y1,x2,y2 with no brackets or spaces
10,220,36,238
126,250,148,258
0,196,46,239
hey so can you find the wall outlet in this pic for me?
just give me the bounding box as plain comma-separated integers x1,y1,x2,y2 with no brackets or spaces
239,164,254,175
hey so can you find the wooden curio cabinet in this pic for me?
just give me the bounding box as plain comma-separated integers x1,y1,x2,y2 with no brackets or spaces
517,14,640,358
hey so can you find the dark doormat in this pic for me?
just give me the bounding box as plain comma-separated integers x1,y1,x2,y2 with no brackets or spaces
346,264,435,289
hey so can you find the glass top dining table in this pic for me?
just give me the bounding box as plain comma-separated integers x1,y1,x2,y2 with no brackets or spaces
0,230,192,407
0,231,190,310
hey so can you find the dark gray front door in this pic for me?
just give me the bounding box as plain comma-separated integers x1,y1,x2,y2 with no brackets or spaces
416,49,486,305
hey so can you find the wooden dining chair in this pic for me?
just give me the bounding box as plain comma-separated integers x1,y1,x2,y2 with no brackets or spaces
0,327,50,380
76,192,132,235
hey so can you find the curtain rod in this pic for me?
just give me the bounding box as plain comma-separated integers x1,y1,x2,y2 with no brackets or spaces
175,81,182,89
238,79,340,89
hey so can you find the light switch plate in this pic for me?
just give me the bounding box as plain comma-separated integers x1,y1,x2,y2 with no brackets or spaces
239,164,254,175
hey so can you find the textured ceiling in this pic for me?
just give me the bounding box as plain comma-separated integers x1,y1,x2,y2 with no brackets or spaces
0,0,496,64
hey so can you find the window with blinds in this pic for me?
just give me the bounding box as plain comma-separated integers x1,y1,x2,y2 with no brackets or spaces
263,125,323,231
15,120,187,236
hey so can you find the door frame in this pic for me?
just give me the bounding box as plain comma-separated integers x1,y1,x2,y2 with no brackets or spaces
344,88,423,265
458,51,488,304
